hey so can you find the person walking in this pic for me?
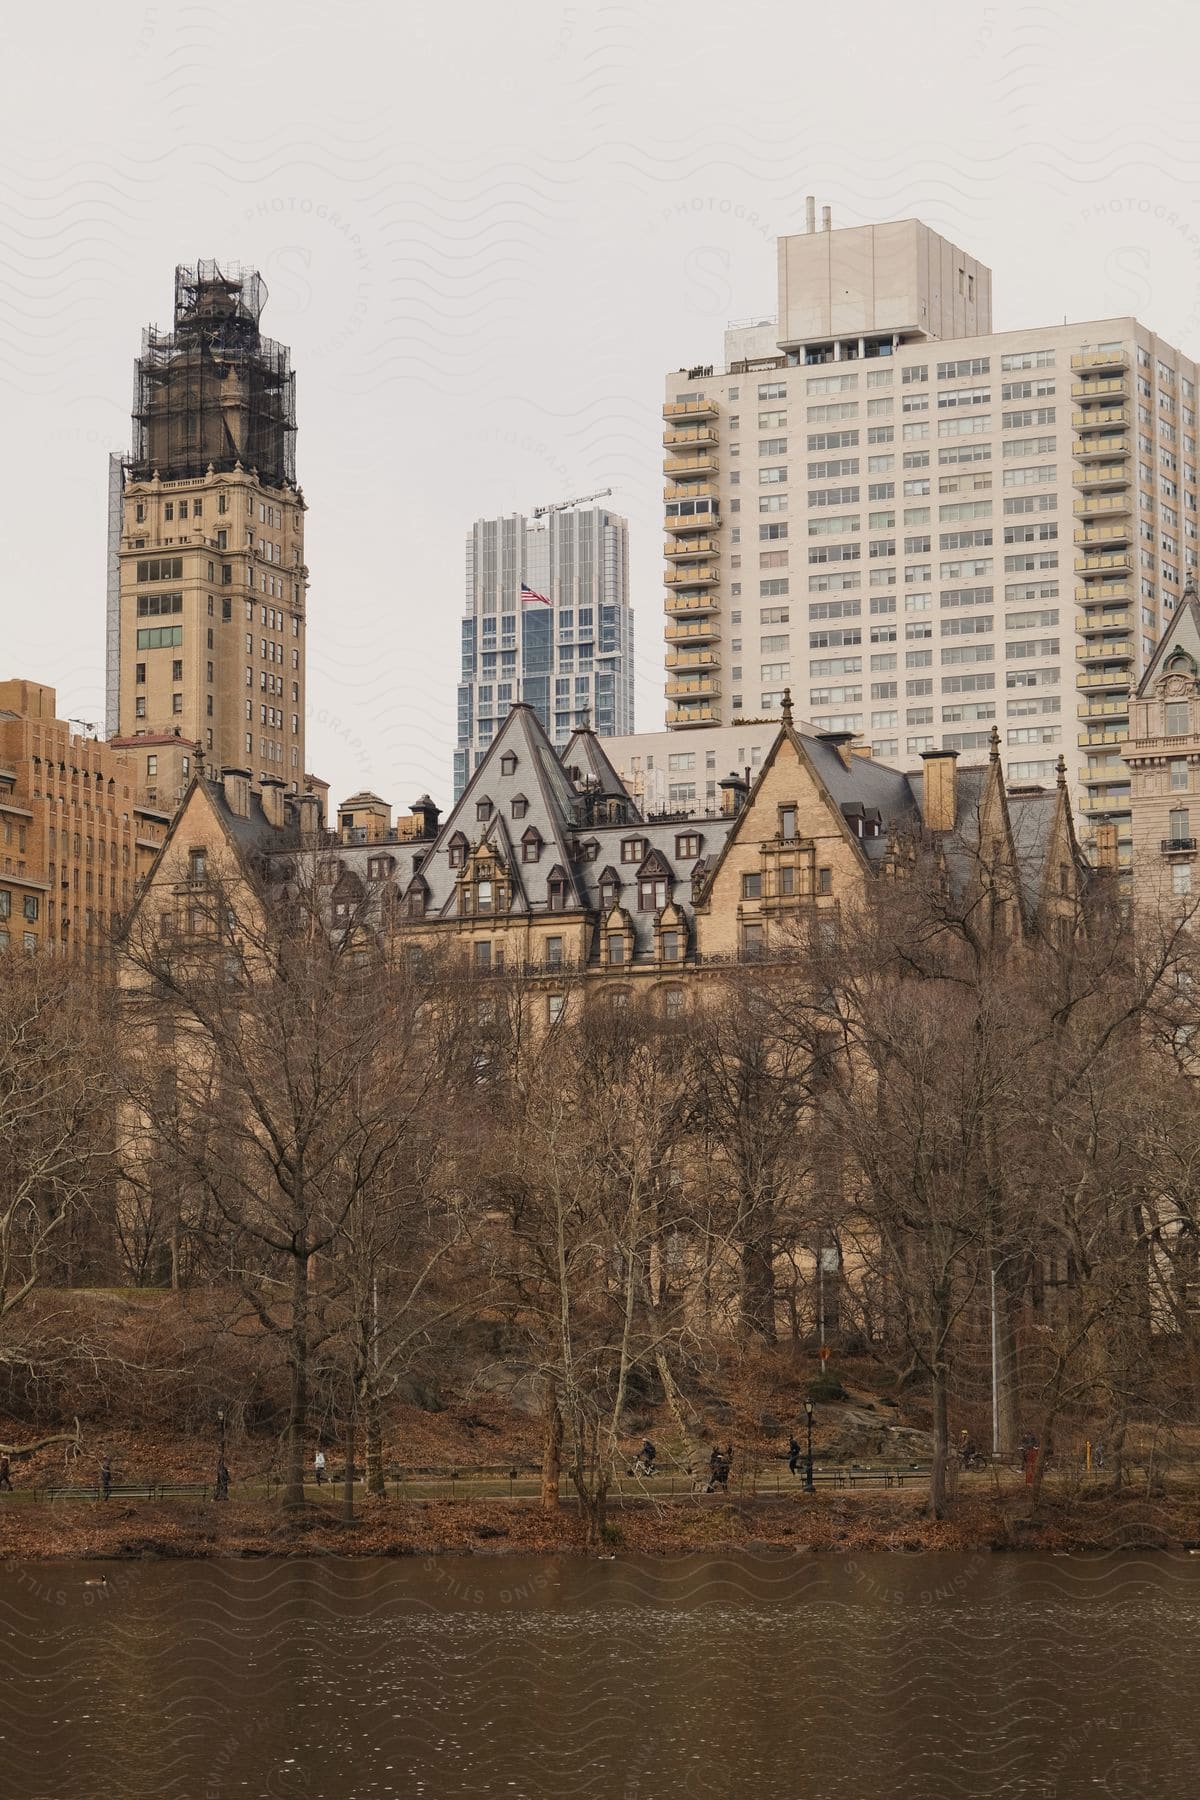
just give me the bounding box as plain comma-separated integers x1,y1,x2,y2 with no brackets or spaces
314,1448,327,1486
0,1454,12,1493
787,1437,801,1477
99,1457,112,1502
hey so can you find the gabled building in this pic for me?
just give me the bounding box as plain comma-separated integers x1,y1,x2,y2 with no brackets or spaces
1125,579,1200,922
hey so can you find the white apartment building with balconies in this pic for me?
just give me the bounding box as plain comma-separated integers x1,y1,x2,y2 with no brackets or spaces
663,207,1200,866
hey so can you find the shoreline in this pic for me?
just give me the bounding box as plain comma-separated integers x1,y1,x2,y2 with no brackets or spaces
2,1490,1196,1561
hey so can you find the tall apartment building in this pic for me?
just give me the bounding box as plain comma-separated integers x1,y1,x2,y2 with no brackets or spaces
0,679,168,961
108,263,309,805
663,208,1200,865
455,505,634,798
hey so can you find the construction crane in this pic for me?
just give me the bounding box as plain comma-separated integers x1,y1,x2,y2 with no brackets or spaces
532,487,613,519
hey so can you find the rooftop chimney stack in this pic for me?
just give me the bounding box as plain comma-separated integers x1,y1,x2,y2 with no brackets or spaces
822,205,832,232
919,747,960,835
806,195,816,234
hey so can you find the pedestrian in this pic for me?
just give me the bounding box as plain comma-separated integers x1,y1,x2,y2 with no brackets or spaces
314,1448,326,1486
0,1454,11,1492
100,1456,112,1502
215,1459,230,1502
787,1437,801,1477
1020,1431,1039,1488
637,1440,656,1476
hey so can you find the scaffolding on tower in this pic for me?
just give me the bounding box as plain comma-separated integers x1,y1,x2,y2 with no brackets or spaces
130,261,297,486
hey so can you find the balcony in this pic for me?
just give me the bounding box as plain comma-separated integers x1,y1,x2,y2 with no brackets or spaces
1078,791,1131,815
664,535,721,561
1079,760,1125,785
664,452,718,478
664,565,719,589
1163,836,1198,854
1076,666,1131,690
1079,637,1137,658
1078,727,1129,748
666,675,721,700
1076,612,1132,637
1075,519,1132,549
1071,405,1130,433
1070,375,1129,402
665,649,721,671
664,591,720,616
664,481,719,503
1072,437,1131,464
663,424,719,449
1071,349,1131,374
1075,550,1133,577
663,396,719,421
667,704,720,726
1073,492,1132,520
664,617,721,645
1075,579,1132,605
1080,697,1130,721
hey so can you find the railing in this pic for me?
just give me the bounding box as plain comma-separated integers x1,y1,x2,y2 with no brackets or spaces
1162,837,1197,853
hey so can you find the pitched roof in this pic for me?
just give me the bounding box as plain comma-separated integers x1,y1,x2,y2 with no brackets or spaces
1134,583,1200,698
560,728,637,807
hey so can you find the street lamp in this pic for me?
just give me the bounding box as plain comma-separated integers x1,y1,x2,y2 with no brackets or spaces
217,1407,226,1463
803,1399,815,1494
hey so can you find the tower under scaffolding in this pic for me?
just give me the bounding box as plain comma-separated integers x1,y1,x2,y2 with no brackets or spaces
130,261,296,487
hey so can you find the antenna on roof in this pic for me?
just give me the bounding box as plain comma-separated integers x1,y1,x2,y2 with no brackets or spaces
69,718,99,739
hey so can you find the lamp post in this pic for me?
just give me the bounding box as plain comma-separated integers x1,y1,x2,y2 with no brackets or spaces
217,1407,226,1464
803,1399,815,1494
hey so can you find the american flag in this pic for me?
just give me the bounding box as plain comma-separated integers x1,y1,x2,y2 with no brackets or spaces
520,582,551,606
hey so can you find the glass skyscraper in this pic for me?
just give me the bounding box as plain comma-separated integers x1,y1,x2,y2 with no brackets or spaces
455,506,634,797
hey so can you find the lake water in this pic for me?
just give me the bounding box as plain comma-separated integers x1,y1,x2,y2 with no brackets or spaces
1,1551,1196,1797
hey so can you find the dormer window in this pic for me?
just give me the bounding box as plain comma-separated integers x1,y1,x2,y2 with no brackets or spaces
476,798,493,822
621,837,646,864
522,828,542,864
598,869,620,911
367,854,395,880
675,833,701,860
500,752,517,776
476,878,494,912
448,834,468,869
638,875,668,911
547,870,569,911
511,794,528,820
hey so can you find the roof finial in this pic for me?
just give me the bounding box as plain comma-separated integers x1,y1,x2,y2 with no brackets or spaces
781,686,793,728
989,724,1001,765
1056,753,1067,791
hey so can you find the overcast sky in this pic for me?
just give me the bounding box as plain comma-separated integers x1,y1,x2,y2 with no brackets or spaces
5,0,1200,806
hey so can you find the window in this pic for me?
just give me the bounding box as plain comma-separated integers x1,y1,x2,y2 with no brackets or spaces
621,838,646,863
547,994,565,1024
545,935,563,968
639,876,668,911
1170,760,1190,792
741,923,765,959
136,626,182,650
607,935,626,966
1167,701,1190,736
474,942,492,972
741,872,762,900
1173,863,1193,897
816,867,832,895
676,833,701,860
780,805,797,840
1169,807,1191,844
22,896,38,923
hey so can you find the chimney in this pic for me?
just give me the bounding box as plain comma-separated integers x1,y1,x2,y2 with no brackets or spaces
295,791,322,839
719,770,749,817
818,729,856,771
806,195,816,234
410,793,441,839
822,205,832,232
220,766,252,819
919,747,960,834
260,775,286,829
1093,821,1120,874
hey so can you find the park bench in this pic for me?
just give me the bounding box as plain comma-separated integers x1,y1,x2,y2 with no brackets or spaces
155,1482,212,1500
